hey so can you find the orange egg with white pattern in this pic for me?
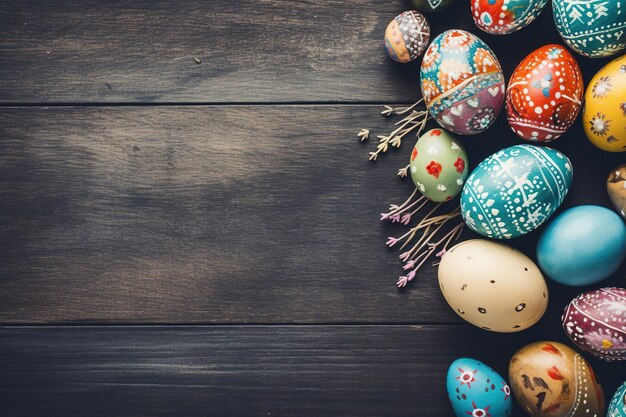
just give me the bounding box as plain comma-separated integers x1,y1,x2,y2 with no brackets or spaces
506,44,583,142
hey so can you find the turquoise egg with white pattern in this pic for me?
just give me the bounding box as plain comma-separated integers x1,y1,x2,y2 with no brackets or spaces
460,145,573,239
609,381,626,417
446,358,513,417
553,0,626,58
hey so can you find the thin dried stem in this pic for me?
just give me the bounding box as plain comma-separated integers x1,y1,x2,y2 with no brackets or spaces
368,100,430,161
398,164,410,178
385,193,464,287
382,99,424,117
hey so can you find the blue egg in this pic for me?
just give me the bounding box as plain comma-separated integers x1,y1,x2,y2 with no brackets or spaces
608,381,626,417
537,205,626,286
446,358,512,417
461,145,572,239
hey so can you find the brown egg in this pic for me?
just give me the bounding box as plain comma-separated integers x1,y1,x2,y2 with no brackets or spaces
608,163,626,219
509,341,604,417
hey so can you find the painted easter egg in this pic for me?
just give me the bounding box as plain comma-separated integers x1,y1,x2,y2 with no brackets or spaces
420,29,505,135
384,11,430,63
583,54,626,152
537,205,626,286
471,0,548,34
460,145,572,239
438,239,548,332
608,381,626,417
410,0,455,13
506,44,583,142
409,128,469,202
562,287,626,361
446,358,513,417
509,341,605,417
553,0,626,58
608,163,626,218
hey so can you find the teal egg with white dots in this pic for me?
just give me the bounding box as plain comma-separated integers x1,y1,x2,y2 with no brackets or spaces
609,381,626,417
553,0,626,57
460,145,573,239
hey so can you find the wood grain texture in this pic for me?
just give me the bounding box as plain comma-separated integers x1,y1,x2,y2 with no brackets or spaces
0,325,624,417
0,0,611,103
0,106,623,324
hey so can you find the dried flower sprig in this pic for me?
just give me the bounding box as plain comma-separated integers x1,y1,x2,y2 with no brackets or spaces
381,189,464,287
359,99,430,162
357,129,370,142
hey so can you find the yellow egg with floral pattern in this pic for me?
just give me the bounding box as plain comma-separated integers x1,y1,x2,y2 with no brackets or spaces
583,54,626,152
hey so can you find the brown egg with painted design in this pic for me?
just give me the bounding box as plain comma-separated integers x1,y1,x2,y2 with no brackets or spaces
438,239,548,332
608,163,626,219
509,341,605,417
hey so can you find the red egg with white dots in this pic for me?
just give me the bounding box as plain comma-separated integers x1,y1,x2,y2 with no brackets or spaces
506,44,583,142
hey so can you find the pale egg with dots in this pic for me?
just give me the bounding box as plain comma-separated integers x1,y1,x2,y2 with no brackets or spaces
438,239,548,333
446,358,513,417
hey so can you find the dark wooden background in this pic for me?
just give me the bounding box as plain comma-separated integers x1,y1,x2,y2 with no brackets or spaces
0,1,624,416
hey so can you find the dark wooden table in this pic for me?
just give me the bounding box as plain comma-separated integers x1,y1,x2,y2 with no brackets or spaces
0,1,624,416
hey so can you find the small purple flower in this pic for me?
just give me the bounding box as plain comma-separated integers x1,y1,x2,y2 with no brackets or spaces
397,276,409,288
403,260,416,270
399,251,412,262
386,237,399,247
406,269,417,282
401,213,412,225
389,213,401,223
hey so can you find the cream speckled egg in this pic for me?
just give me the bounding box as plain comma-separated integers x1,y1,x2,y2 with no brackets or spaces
509,341,605,417
438,239,548,332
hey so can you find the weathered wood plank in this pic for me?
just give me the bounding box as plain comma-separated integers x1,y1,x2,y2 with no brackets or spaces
0,325,623,417
0,0,609,103
0,106,622,324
